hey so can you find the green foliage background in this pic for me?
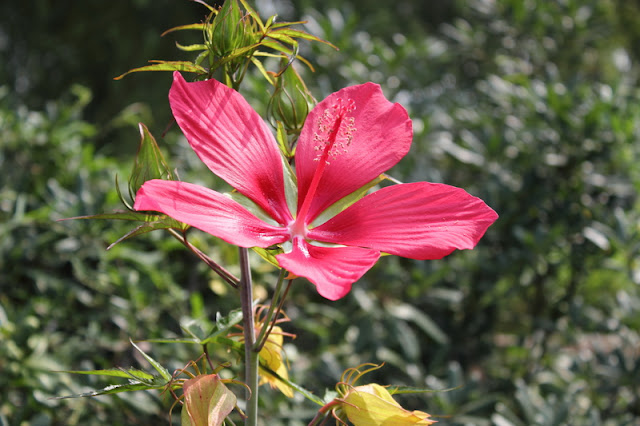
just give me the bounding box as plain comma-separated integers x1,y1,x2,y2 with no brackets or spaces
1,0,639,424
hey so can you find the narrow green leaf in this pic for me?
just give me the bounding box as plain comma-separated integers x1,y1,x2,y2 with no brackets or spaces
121,367,156,383
161,23,207,37
130,339,172,382
238,0,265,32
387,385,462,395
114,61,207,80
58,368,149,380
259,39,294,56
270,21,308,29
259,363,326,406
53,383,159,399
63,210,162,222
250,57,275,86
194,50,210,67
175,42,207,52
266,32,298,46
106,218,187,250
269,28,338,49
144,337,202,344
275,121,291,157
264,15,276,29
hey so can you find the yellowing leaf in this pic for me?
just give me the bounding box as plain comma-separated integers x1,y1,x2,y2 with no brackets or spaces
343,384,435,425
181,375,236,426
258,326,294,398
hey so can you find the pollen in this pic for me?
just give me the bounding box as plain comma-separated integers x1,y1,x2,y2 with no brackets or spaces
313,98,357,163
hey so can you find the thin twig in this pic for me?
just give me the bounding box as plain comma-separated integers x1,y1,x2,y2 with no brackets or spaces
167,228,240,288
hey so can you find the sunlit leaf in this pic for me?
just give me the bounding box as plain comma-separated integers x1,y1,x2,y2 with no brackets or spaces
176,42,207,52
114,61,207,80
161,23,207,37
130,339,172,382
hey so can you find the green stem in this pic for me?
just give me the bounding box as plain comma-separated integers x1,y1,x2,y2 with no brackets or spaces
254,269,286,350
239,247,259,426
256,278,293,353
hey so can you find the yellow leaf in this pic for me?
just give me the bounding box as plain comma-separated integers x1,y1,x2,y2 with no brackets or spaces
181,375,236,426
343,384,435,425
258,326,294,398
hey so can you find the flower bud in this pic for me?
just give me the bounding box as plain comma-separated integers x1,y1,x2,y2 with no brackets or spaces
267,62,315,134
210,0,246,56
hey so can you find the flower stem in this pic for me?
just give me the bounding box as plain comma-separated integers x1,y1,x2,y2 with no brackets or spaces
254,269,286,350
239,247,259,426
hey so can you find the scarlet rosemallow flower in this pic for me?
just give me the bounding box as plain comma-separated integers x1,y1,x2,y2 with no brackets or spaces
134,72,497,300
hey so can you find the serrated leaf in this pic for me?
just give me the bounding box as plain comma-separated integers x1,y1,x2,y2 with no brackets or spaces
129,123,173,199
130,339,172,382
114,61,207,80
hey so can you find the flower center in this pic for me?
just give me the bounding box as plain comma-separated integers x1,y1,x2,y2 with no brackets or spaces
291,98,357,236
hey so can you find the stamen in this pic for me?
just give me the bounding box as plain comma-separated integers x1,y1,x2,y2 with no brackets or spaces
313,98,357,163
294,97,358,229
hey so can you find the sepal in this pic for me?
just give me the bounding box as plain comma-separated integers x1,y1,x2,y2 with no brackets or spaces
128,123,173,201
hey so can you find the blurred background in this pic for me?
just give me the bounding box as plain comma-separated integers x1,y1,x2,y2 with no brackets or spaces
1,0,639,424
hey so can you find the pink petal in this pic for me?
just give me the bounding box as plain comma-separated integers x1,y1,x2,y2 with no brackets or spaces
169,72,291,225
276,238,380,300
134,180,290,248
295,83,412,222
308,182,498,259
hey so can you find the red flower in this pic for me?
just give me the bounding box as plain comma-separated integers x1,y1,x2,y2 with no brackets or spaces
135,72,497,300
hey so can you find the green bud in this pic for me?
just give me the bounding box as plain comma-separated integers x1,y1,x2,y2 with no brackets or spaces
128,123,172,203
208,0,257,65
267,62,315,134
